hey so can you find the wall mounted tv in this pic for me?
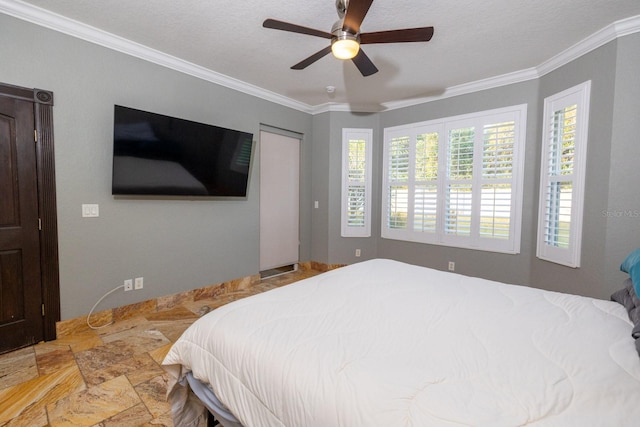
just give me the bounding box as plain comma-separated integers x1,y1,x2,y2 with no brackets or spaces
112,105,254,198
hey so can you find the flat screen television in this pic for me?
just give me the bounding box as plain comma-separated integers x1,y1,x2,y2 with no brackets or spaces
112,105,254,198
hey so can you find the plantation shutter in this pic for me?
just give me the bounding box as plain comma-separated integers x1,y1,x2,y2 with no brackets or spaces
414,131,439,234
544,105,576,248
382,104,526,253
537,81,590,267
386,134,410,230
479,121,515,240
445,126,474,237
341,128,372,237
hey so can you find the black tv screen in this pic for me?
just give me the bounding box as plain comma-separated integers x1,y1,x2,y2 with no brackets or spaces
112,105,254,198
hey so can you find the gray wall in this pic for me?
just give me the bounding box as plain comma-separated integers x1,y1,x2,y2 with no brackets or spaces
311,111,380,265
531,34,640,299
316,82,541,288
531,38,618,298
2,12,638,321
0,14,313,319
374,82,540,287
310,113,331,263
315,35,640,300
604,33,640,293
328,112,380,263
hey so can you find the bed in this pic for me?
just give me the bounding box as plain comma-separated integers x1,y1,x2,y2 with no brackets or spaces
163,257,640,427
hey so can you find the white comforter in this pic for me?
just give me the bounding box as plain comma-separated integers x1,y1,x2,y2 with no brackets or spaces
163,259,640,426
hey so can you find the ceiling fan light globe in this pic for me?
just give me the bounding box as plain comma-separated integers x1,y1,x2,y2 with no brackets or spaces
331,38,360,60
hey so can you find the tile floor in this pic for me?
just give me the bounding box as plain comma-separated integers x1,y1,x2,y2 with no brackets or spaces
0,268,320,426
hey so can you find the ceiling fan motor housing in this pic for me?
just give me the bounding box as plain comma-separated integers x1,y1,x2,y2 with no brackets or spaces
330,16,360,60
331,19,360,39
336,0,348,18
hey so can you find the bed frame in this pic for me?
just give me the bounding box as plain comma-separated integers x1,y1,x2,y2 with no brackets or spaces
186,372,243,427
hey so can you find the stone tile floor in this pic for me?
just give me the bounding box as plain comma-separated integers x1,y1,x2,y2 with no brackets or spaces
0,268,319,426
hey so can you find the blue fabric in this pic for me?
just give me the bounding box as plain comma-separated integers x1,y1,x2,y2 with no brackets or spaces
621,248,640,296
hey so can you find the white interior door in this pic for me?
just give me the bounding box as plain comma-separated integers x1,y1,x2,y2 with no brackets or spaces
259,130,300,271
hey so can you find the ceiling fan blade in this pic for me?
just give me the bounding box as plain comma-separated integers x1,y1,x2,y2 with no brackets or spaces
360,27,434,44
291,46,333,70
342,0,374,33
351,48,378,76
263,19,332,39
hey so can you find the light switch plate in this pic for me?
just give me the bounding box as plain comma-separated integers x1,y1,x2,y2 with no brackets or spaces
82,204,99,217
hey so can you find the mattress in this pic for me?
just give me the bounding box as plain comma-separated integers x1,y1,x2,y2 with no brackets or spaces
163,258,640,426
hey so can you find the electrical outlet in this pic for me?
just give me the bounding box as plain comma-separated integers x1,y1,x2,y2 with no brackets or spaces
448,261,455,271
124,279,133,291
355,249,361,257
134,277,144,290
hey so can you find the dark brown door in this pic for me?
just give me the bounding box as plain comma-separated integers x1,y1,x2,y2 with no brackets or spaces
0,95,43,353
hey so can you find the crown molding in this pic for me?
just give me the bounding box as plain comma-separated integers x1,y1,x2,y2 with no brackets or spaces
615,13,640,37
381,67,540,112
2,0,639,115
380,14,640,112
315,102,385,114
0,0,315,114
537,14,640,77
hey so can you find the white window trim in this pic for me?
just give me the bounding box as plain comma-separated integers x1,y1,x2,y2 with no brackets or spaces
341,128,372,237
536,81,591,268
381,104,527,254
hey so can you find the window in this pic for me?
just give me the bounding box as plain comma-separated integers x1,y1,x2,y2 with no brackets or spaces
537,81,591,267
341,128,372,237
382,105,527,253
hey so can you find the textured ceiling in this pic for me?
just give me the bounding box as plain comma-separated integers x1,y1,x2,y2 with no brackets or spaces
4,0,640,111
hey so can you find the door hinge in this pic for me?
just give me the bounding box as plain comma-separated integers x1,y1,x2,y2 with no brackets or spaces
42,304,45,316
38,218,42,230
34,129,38,142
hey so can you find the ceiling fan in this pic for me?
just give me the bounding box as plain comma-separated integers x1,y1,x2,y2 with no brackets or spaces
263,0,434,76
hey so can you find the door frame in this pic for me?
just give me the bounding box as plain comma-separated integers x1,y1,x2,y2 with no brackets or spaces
259,126,301,273
1,82,59,341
